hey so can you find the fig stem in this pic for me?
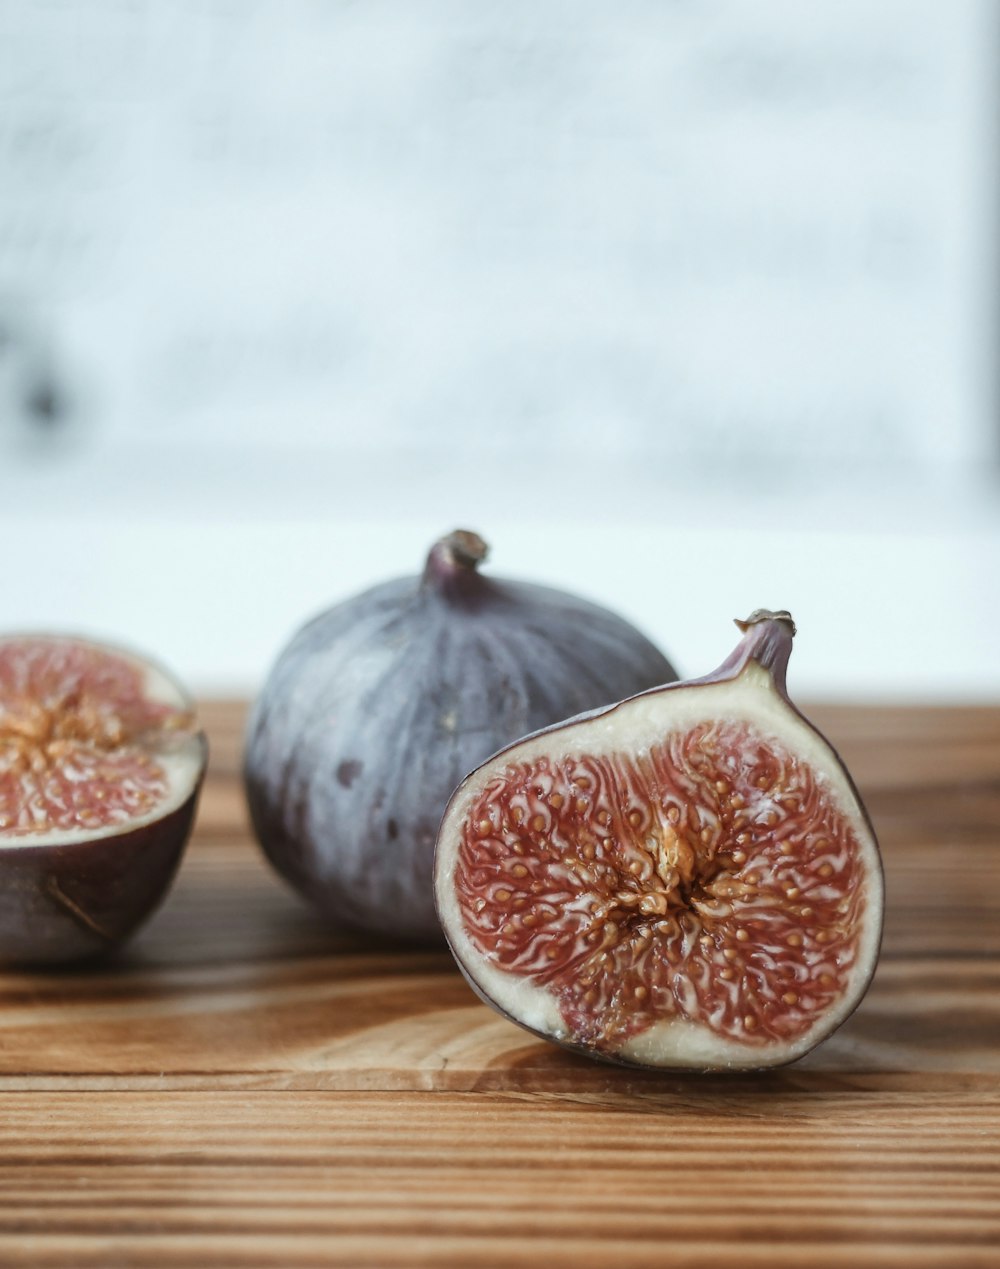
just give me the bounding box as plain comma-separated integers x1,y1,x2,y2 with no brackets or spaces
741,611,794,686
708,610,796,691
422,530,490,594
734,609,797,638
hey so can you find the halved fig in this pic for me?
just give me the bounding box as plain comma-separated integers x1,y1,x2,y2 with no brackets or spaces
435,611,883,1070
0,634,207,964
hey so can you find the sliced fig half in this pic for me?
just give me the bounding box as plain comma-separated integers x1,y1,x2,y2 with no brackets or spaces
0,634,207,964
435,611,883,1071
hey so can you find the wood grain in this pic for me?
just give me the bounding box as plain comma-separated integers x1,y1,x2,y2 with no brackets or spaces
0,700,998,1266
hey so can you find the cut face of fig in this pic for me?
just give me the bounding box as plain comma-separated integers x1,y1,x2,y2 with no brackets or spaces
435,612,883,1070
0,635,206,963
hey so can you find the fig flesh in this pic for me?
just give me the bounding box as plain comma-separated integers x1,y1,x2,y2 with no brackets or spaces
435,611,884,1070
0,634,206,964
244,530,677,942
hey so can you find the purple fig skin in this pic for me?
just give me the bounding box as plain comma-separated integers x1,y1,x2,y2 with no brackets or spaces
244,530,678,943
434,611,885,1071
0,775,204,965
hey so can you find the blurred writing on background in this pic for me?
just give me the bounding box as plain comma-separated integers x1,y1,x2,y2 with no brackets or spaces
0,0,994,515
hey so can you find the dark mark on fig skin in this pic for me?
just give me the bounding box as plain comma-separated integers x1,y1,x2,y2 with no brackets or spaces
336,760,363,789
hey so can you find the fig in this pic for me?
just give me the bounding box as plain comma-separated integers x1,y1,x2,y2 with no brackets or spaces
435,610,884,1070
244,529,677,941
0,634,206,964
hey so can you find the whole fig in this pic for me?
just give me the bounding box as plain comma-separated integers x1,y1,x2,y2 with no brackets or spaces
244,530,677,941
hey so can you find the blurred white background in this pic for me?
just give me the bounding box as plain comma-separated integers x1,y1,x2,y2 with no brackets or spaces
0,0,998,698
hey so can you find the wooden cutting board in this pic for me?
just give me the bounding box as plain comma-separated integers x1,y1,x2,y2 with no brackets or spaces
0,701,998,1267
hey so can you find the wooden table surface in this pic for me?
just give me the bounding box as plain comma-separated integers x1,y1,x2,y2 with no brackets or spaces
1,701,998,1267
